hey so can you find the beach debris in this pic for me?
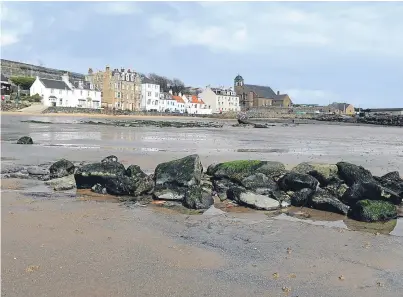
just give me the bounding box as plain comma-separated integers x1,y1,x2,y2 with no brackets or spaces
272,272,279,279
339,275,345,281
25,265,40,273
282,286,291,293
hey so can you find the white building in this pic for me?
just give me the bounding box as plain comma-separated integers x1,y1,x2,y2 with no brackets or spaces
30,73,101,108
140,77,160,111
182,94,212,115
198,87,240,114
172,95,186,113
159,92,177,112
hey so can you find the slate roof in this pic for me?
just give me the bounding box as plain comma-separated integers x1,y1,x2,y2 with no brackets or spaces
329,102,352,111
243,84,277,99
141,77,157,84
40,78,71,90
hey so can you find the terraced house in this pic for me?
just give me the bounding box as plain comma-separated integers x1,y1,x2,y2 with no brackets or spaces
86,66,141,110
234,75,292,109
199,87,241,114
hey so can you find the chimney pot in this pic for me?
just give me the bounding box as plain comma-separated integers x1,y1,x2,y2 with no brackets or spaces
277,91,280,95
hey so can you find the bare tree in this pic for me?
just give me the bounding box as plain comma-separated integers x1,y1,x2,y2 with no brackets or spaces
149,73,171,92
171,78,185,95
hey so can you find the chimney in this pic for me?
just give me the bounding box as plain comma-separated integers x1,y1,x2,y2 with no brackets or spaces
88,68,93,74
61,72,69,84
277,91,280,95
179,92,182,97
121,68,125,72
105,65,110,71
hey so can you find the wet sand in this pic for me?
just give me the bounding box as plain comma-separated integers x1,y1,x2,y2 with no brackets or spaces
2,114,403,296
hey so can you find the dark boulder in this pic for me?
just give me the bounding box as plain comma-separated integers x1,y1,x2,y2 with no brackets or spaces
17,136,33,144
207,160,286,183
102,155,118,163
49,159,75,179
336,162,373,186
240,173,278,194
212,178,238,201
374,171,403,196
309,189,349,215
292,162,338,186
105,176,134,196
74,161,126,189
341,180,402,206
323,179,348,199
254,124,268,128
291,188,314,207
278,172,319,192
348,200,397,222
183,186,214,209
154,154,202,189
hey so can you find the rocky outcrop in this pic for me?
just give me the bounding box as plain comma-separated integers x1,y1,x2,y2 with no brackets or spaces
348,200,397,222
292,162,338,186
74,161,126,189
45,174,76,191
17,136,33,144
278,172,319,192
309,189,349,215
183,186,214,209
49,159,75,179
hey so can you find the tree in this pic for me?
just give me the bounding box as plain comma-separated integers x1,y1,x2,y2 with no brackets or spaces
149,73,171,92
171,78,185,95
10,76,36,90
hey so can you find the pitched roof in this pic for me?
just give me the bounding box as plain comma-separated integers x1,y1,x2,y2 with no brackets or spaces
142,77,157,84
329,102,351,111
191,95,204,104
39,78,71,90
243,84,277,99
172,95,184,103
273,94,289,100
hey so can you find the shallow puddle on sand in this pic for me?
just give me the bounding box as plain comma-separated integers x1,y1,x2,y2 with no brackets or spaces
76,189,121,203
276,206,403,236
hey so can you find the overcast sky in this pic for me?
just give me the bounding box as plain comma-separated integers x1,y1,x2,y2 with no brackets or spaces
1,1,403,108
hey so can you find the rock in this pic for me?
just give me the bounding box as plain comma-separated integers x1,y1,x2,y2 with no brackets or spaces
254,124,268,128
49,159,75,179
342,180,402,206
375,171,403,196
240,173,278,194
336,162,373,186
203,205,226,216
183,186,214,209
309,189,349,215
101,155,118,163
74,161,126,189
27,166,49,176
212,178,238,201
207,160,286,183
125,165,154,196
154,154,203,191
45,174,76,191
291,188,314,207
348,200,397,222
153,189,184,201
278,172,319,192
292,162,338,186
91,183,107,194
17,136,33,144
324,180,348,199
227,187,281,210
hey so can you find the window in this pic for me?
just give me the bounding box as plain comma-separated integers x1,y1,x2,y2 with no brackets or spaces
115,92,118,98
147,99,151,105
155,100,158,105
155,92,159,97
147,91,151,97
115,83,117,89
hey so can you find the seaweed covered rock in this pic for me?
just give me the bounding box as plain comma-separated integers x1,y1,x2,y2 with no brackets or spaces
49,159,75,179
278,172,319,192
291,188,314,207
74,161,126,189
101,155,118,163
323,179,349,199
342,180,402,206
212,178,238,201
17,136,33,144
153,154,203,201
183,186,214,209
207,160,286,183
309,189,349,215
374,171,403,197
292,162,338,186
348,200,397,222
336,162,373,186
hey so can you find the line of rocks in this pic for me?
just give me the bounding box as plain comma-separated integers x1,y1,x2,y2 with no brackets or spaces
316,114,403,127
3,152,402,223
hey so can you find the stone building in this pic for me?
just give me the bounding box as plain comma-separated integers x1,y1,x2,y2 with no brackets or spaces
1,59,84,81
86,66,141,110
234,75,292,109
327,102,355,115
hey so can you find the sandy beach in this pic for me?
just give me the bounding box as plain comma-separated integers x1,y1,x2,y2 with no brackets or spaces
2,113,403,296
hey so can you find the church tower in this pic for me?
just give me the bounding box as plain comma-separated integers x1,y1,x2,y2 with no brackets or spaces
234,74,244,87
